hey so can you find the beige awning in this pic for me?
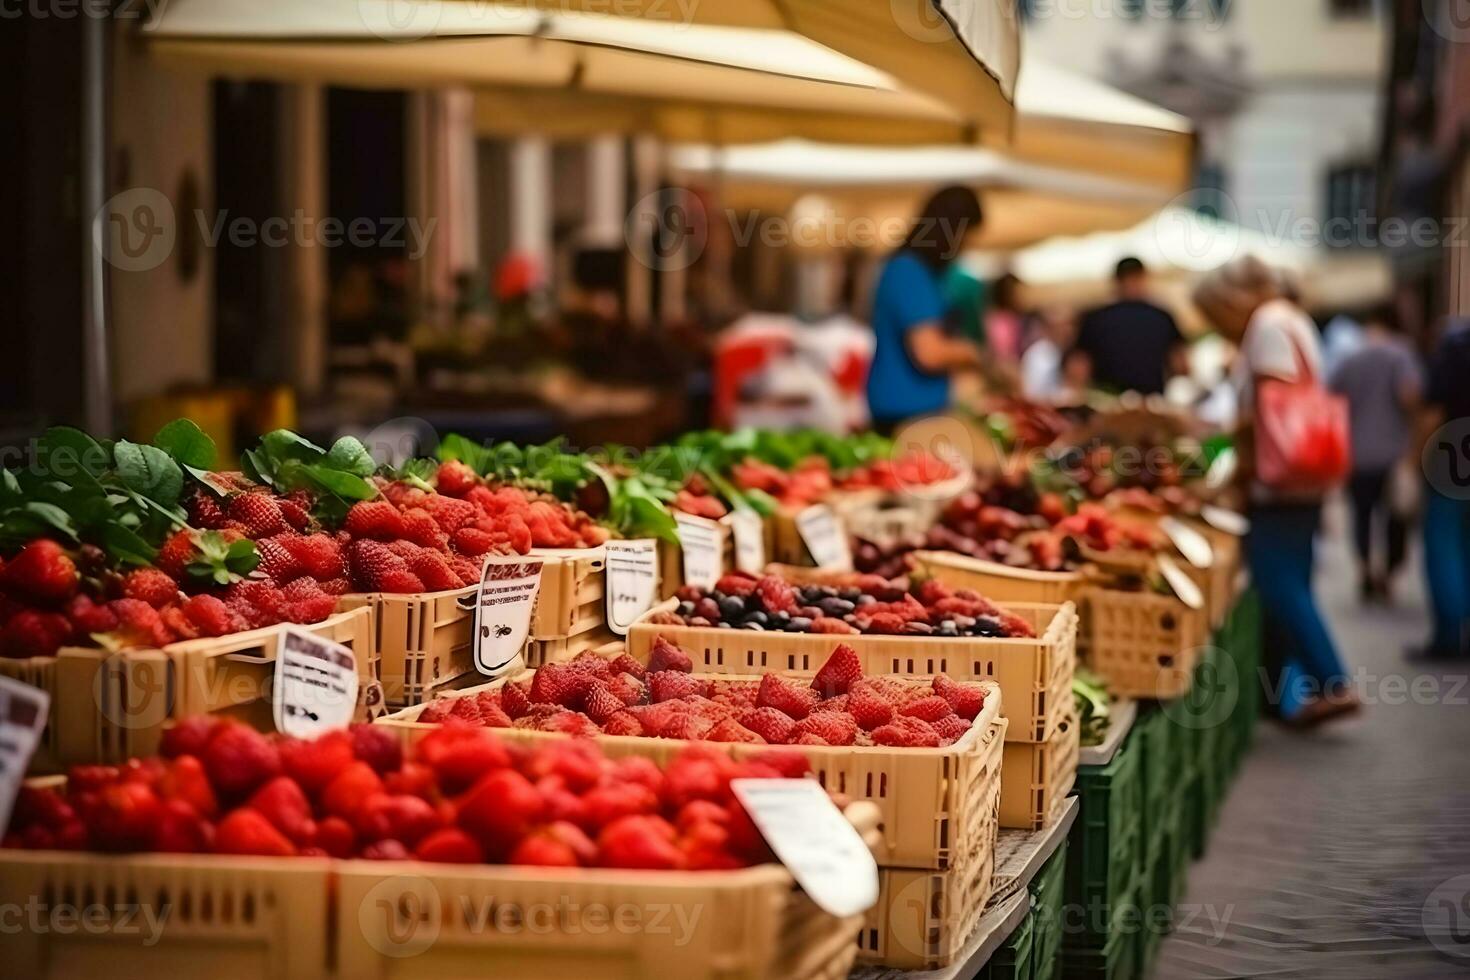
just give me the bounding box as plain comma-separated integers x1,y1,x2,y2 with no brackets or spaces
145,0,1017,145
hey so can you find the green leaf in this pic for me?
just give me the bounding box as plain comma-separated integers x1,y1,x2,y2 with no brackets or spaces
261,429,325,462
302,464,377,500
152,419,217,470
326,436,377,478
38,426,108,488
241,448,275,489
97,522,156,566
113,441,184,507
22,501,78,540
225,538,261,576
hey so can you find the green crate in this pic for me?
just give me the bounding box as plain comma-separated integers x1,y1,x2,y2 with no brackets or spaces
1066,732,1145,948
1060,920,1140,980
984,905,1036,980
1135,708,1172,810
1033,842,1069,980
1183,771,1212,860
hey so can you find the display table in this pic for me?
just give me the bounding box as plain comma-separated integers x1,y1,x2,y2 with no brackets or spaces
1078,698,1137,768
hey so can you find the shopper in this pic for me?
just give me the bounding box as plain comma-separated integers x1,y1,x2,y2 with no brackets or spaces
866,186,986,431
1329,305,1422,603
1418,317,1470,660
985,274,1026,365
1021,306,1089,403
1194,257,1358,727
1074,257,1186,395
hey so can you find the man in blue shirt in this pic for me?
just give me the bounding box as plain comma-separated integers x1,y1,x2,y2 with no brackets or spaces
866,186,987,429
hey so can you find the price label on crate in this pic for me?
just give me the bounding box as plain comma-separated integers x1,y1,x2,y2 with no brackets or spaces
1200,505,1249,537
1160,516,1215,569
795,504,853,571
731,778,878,918
728,509,766,575
1157,554,1205,611
273,627,359,739
474,555,544,676
675,512,724,589
0,677,48,834
605,539,659,636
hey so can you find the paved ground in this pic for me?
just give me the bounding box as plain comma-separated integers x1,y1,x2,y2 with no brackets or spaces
1154,509,1470,979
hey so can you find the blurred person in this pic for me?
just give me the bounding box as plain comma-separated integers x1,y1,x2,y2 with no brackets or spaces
1417,317,1470,660
866,186,986,431
1194,256,1357,727
985,273,1025,365
1075,257,1186,395
1021,306,1084,403
1329,304,1423,603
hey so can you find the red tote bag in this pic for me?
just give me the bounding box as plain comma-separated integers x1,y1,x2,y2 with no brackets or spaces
1254,334,1352,493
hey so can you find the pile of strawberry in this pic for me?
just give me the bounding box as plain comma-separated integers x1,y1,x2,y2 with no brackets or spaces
191,460,607,598
837,450,959,493
4,715,812,871
649,571,1036,639
418,639,990,749
731,457,834,510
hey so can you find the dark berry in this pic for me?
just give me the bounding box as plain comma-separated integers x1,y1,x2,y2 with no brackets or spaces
818,597,855,618
677,600,696,617
741,610,769,628
718,596,747,621
902,621,935,636
695,597,721,621
788,617,813,633
855,594,877,607
739,621,766,631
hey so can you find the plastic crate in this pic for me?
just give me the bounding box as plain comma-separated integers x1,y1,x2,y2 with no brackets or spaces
629,598,1078,746
1060,921,1139,980
859,722,1006,969
1031,841,1069,980
982,904,1035,980
656,521,738,598
1065,730,1144,948
1000,710,1080,830
379,661,1005,874
1080,587,1205,700
915,550,1089,608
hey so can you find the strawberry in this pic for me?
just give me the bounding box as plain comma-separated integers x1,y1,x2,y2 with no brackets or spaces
2,539,77,604
151,798,211,853
64,594,118,637
646,635,694,674
1,610,71,658
312,815,357,858
811,643,863,697
383,761,437,800
182,594,237,637
933,674,988,720
155,755,219,818
679,817,742,870
321,761,385,819
873,716,942,748
597,815,683,870
509,820,596,867
159,716,222,759
606,652,647,681
529,662,593,709
107,598,173,649
186,491,228,529
347,540,406,592
602,711,645,737
900,695,956,723
457,768,545,858
501,682,531,719
435,460,479,498
649,670,709,703
662,748,737,808
87,780,163,852
582,683,626,724
579,780,658,831
755,673,818,720
253,536,302,584
414,827,484,864
535,711,600,736
215,809,296,856
155,530,198,579
416,725,511,794
278,493,313,531
607,673,647,707
400,509,447,549
425,495,478,534
202,723,282,799
755,575,798,614
284,534,346,580
714,573,757,596
344,500,405,541
353,792,441,846
520,740,604,792
567,649,613,680
474,698,513,729
408,549,461,591
359,839,412,861
810,617,859,635
846,683,895,730
228,492,286,538
934,715,973,744
740,707,796,744
451,526,495,556
662,714,715,741
792,711,858,745
280,731,356,793
793,733,829,745
706,718,765,743
746,750,811,779
724,798,773,862
248,776,316,843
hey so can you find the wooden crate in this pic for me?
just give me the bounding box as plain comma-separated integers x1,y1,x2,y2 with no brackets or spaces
0,807,881,980
627,599,1076,746
856,720,1006,970
913,551,1089,607
1082,588,1206,700
5,608,374,772
656,525,735,600
999,709,1080,830
377,665,1003,873
528,547,608,641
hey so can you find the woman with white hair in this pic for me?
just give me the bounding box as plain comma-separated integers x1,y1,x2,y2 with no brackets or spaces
1194,256,1359,727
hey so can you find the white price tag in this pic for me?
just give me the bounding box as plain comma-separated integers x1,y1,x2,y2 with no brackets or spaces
274,627,359,738
1201,505,1250,537
675,512,725,589
1205,448,1238,491
727,510,766,575
795,504,852,571
605,539,660,636
0,677,49,834
1160,516,1215,570
474,555,544,675
731,779,879,918
1157,554,1206,610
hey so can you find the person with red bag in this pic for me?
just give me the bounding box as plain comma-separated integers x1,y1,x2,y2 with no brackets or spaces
1195,257,1360,728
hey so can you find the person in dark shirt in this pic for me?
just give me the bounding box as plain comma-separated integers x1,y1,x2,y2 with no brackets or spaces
1418,318,1470,660
1074,257,1186,395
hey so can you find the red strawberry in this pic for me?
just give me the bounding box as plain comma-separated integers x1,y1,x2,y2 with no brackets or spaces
810,617,859,635
649,670,709,703
353,792,441,846
64,594,118,637
900,695,955,723
417,726,511,794
321,761,385,819
414,827,484,864
426,495,478,534
1,610,71,658
105,597,173,648
253,536,302,584
312,815,357,858
155,530,197,579
350,723,403,774
159,716,222,759
457,768,544,858
580,780,658,831
582,683,626,724
998,612,1037,639
359,839,412,861
662,748,737,808
214,809,296,856
706,718,765,743
500,681,531,720
278,495,312,532
509,820,597,867
607,652,647,680
280,731,356,793
344,500,406,541
934,715,973,744
597,815,683,870
933,674,988,720
451,526,495,557
400,509,447,549
157,755,219,818
2,539,77,604
435,460,479,498
160,605,200,642
248,776,316,843
202,723,282,799
607,673,647,707
529,663,592,709
182,594,237,637
756,673,818,720
521,740,604,791
602,711,645,737
408,549,461,591
646,635,694,674
151,797,211,853
714,573,757,596
186,491,228,529
535,711,600,736
793,711,858,745
740,707,796,744
285,534,346,580
347,540,407,592
873,716,942,748
755,575,798,614
87,780,164,852
228,492,286,538
811,643,863,697
847,683,895,730
662,714,715,741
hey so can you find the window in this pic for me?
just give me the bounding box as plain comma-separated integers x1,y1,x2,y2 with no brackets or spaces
1324,164,1376,249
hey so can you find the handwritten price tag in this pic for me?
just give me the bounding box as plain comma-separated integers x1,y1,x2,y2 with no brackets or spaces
0,677,50,835
1157,554,1206,611
727,510,766,575
731,779,879,918
675,512,725,589
474,555,544,676
795,504,852,571
274,627,358,738
605,539,659,636
1160,516,1215,569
